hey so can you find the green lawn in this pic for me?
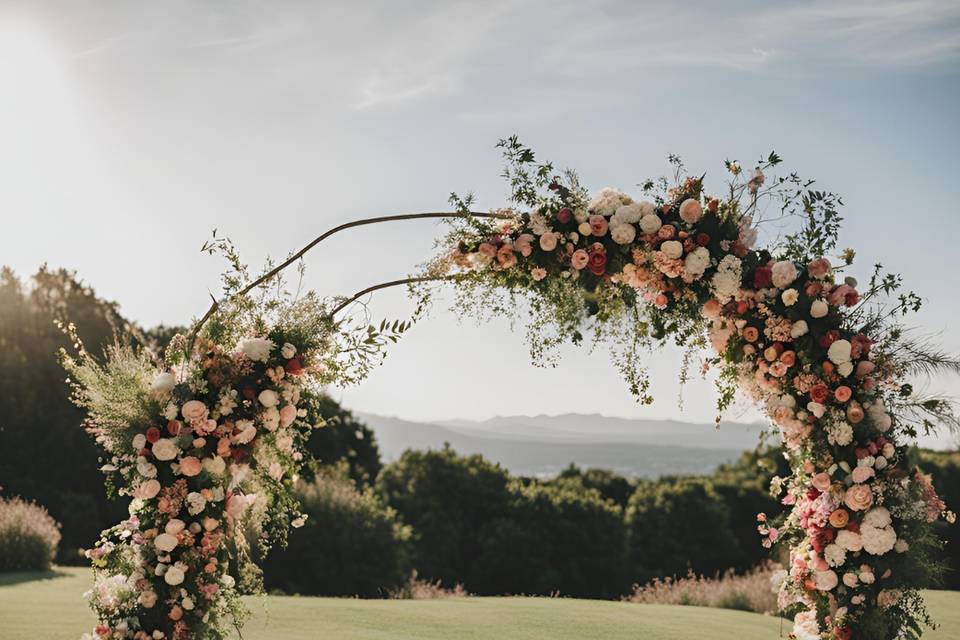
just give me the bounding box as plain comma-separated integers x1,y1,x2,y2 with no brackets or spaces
2,567,959,639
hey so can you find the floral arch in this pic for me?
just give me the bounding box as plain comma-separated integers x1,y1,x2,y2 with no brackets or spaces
66,138,956,640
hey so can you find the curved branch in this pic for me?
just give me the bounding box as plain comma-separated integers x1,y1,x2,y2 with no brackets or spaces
326,274,463,318
186,210,507,350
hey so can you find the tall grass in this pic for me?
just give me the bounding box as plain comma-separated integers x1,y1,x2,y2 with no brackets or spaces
625,564,781,615
0,497,62,572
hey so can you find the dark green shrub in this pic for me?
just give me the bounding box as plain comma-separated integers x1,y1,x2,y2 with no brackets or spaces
263,468,411,596
0,496,62,571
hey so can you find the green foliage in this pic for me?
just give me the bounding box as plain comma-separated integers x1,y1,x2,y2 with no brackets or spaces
262,467,412,597
376,446,512,589
0,267,132,561
626,477,744,584
0,497,62,572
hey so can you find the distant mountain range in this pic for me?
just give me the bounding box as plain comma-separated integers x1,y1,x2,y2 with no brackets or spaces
356,412,771,478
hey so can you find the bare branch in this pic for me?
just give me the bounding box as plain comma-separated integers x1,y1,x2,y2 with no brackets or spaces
327,275,465,318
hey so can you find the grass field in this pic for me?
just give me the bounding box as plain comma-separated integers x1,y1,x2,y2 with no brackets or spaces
2,568,960,639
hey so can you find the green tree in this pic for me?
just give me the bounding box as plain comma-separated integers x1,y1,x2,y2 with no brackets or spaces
626,477,743,583
474,480,629,597
299,391,382,487
377,446,512,588
0,267,135,561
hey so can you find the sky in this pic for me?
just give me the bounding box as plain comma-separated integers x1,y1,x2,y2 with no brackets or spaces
2,0,959,442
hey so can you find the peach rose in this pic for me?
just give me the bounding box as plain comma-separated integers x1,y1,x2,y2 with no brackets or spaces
496,245,516,268
812,473,832,492
514,234,534,257
181,400,209,425
780,351,796,367
539,232,559,252
829,508,850,529
851,466,875,484
589,215,608,236
847,403,865,424
742,326,759,342
179,456,202,477
279,404,297,428
571,249,589,270
679,198,702,224
478,242,497,257
702,299,721,319
844,484,873,512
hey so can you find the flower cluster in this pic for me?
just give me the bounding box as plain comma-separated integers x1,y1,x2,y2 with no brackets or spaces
433,139,955,639
70,334,315,640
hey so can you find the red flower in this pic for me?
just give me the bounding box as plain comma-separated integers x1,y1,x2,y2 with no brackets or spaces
707,198,719,212
810,384,829,404
146,426,161,444
556,207,572,224
753,265,772,289
167,420,182,436
588,251,607,276
819,330,840,348
242,386,257,400
285,358,304,375
696,233,710,246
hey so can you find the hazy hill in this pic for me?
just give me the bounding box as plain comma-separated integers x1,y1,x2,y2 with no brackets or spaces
357,412,769,478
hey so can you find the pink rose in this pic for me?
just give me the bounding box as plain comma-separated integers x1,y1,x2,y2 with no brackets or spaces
279,405,297,428
514,234,534,257
852,467,875,484
179,456,203,477
556,208,573,224
844,484,873,511
571,250,589,270
478,242,497,258
496,245,517,268
182,400,209,425
847,403,865,424
807,257,832,279
834,386,852,403
812,473,832,492
702,299,721,319
856,361,875,377
134,479,161,500
589,215,608,237
679,198,702,224
531,267,547,281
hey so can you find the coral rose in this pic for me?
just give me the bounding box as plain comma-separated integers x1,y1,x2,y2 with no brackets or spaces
179,456,203,477
834,386,852,403
679,198,702,224
742,326,759,342
571,250,589,270
829,508,850,529
810,384,829,404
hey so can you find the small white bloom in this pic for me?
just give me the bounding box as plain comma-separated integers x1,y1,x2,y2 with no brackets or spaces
281,343,297,359
638,214,662,235
661,240,683,260
810,299,829,318
203,456,226,476
133,434,147,450
236,337,275,363
790,320,809,339
828,339,852,365
154,533,178,553
258,389,279,408
151,372,177,397
781,289,799,306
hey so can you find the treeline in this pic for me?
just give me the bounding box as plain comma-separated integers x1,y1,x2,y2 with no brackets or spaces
2,267,959,597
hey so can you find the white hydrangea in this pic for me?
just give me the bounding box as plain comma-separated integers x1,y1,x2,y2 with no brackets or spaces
613,203,644,224
587,187,632,216
827,420,854,447
683,247,710,281
867,399,892,432
790,320,809,339
824,543,847,568
610,223,636,245
771,261,798,289
711,255,742,303
661,240,683,260
236,337,275,363
638,214,662,235
837,529,864,552
861,507,897,555
828,339,852,365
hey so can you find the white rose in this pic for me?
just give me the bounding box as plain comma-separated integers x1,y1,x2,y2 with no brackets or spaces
133,434,147,450
790,320,809,338
828,339,852,365
614,203,643,224
661,240,683,260
863,507,892,529
133,479,161,500
814,570,838,592
163,565,185,586
281,343,297,359
262,406,280,431
235,337,275,363
154,533,178,553
578,222,592,236
151,372,176,397
165,519,185,535
843,572,859,588
638,214,662,235
838,362,854,377
610,223,636,245
894,540,909,553
202,456,226,476
781,289,799,306
683,247,710,279
138,591,157,608
232,419,257,444
810,299,829,318
771,261,798,289
181,596,195,610
151,439,179,462
258,389,279,408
